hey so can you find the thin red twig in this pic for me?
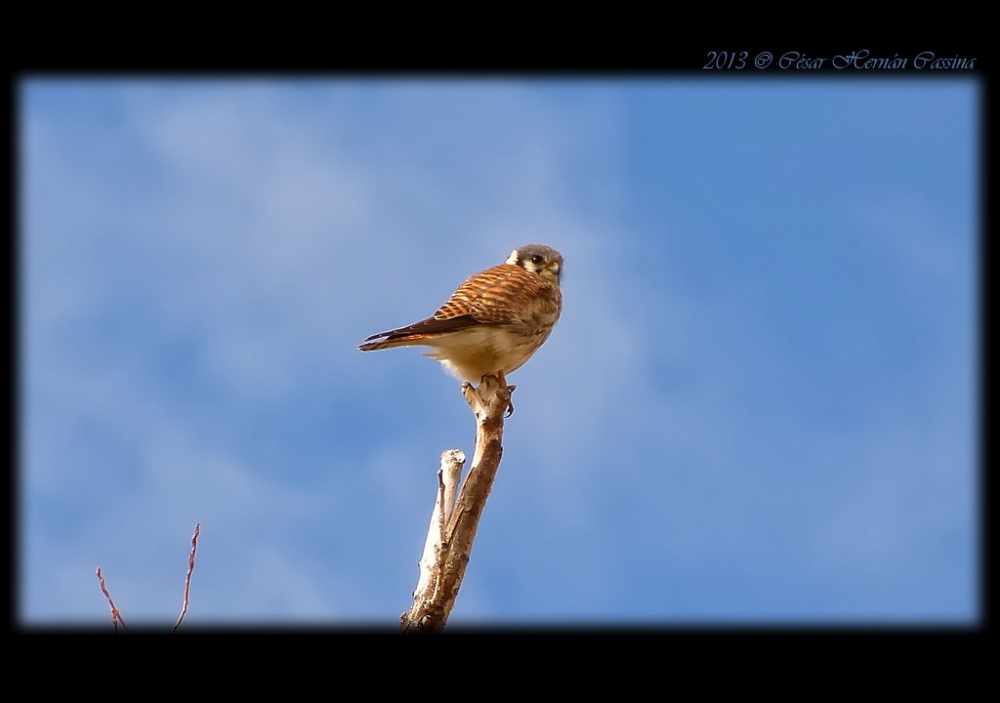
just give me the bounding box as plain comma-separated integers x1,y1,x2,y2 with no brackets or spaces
96,566,131,634
172,523,200,633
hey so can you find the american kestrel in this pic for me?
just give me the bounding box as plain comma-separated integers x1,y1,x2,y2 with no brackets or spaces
358,244,563,389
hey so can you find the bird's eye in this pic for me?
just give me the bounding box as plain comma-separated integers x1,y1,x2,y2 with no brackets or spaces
530,255,543,265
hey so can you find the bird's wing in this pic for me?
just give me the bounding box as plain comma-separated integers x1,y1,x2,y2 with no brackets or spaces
361,313,482,344
361,264,547,346
434,263,546,325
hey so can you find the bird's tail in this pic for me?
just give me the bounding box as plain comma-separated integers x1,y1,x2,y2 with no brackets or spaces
358,333,431,352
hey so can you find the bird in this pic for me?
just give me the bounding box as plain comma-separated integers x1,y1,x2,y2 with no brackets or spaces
358,244,563,407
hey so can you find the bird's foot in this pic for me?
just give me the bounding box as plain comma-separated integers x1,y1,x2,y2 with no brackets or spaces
476,372,517,417
503,391,516,418
496,371,516,417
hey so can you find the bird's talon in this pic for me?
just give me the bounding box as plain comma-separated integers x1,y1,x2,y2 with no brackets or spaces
501,377,516,417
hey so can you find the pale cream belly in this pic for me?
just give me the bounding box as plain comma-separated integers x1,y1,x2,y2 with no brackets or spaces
423,326,552,383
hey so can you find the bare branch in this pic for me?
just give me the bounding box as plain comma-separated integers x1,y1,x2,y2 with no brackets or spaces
95,566,131,634
96,524,200,632
413,450,466,602
172,523,200,633
402,374,511,632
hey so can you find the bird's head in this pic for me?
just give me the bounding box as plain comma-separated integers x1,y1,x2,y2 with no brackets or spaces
506,244,563,286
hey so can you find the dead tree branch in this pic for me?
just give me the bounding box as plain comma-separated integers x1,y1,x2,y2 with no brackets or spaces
96,566,131,633
401,374,511,632
95,523,200,633
172,523,201,633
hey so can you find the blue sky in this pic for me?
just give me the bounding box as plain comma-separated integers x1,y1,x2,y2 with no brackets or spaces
20,78,977,626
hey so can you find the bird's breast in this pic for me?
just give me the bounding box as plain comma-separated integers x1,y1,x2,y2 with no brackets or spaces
422,325,553,382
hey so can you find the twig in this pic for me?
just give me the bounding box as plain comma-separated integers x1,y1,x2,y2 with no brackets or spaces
172,523,200,633
95,566,131,634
